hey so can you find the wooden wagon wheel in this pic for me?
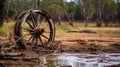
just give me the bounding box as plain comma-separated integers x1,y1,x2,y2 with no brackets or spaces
14,10,55,49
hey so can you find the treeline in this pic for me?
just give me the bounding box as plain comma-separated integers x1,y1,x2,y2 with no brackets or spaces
3,0,120,26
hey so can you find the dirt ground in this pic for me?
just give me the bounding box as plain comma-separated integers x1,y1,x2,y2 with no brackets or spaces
0,27,120,66
55,32,120,53
0,28,120,53
54,27,120,52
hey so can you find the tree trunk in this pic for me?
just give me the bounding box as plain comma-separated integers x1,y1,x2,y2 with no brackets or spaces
96,0,102,27
105,22,108,27
104,17,109,27
0,0,5,27
70,12,75,24
33,0,36,9
34,0,40,9
6,1,12,23
57,15,61,25
37,0,40,9
85,17,89,27
63,8,73,26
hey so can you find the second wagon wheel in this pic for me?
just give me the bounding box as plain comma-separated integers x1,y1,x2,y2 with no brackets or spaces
14,10,55,49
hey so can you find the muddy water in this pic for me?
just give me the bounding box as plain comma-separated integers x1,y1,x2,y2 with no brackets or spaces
0,53,120,67
40,53,120,67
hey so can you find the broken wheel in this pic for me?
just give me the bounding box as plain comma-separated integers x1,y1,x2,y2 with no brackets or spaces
14,10,55,49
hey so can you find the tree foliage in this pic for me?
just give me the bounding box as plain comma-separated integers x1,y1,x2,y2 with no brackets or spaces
78,0,95,26
1,0,120,26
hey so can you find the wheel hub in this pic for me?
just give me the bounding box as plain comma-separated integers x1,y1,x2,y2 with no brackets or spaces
34,28,44,35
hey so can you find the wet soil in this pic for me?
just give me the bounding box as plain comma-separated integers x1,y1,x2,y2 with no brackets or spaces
0,33,120,52
55,33,120,53
0,32,120,66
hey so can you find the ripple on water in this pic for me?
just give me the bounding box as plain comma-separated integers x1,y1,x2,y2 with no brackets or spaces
40,53,120,67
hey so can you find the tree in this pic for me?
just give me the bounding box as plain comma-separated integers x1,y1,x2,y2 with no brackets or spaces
116,0,120,24
4,0,33,20
59,0,74,26
41,0,64,25
93,0,102,27
93,0,118,26
0,0,6,27
65,2,76,25
103,0,118,26
74,5,83,21
33,0,40,9
78,0,95,26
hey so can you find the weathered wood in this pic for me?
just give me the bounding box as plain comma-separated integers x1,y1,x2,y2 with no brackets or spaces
0,53,24,57
0,52,39,62
22,57,39,62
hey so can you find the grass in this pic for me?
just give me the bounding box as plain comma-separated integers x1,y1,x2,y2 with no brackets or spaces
56,22,73,35
78,27,120,35
86,42,106,51
97,30,120,35
0,21,15,36
0,21,120,36
73,21,104,27
56,22,120,36
0,25,8,35
97,43,106,50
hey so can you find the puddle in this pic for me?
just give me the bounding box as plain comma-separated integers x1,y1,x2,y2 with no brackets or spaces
40,53,120,67
0,53,120,67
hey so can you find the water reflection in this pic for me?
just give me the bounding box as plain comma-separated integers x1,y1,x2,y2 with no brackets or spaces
0,53,120,67
40,53,120,67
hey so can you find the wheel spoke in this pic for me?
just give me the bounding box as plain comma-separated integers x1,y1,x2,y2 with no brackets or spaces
23,27,33,32
38,36,44,46
32,35,35,43
31,15,36,27
38,18,45,27
35,36,38,45
44,31,51,33
41,34,49,40
15,10,55,49
36,15,40,27
24,33,33,36
41,18,45,23
26,20,34,29
28,35,34,41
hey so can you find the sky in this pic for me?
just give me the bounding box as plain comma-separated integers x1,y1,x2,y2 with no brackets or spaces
66,0,74,2
66,0,71,2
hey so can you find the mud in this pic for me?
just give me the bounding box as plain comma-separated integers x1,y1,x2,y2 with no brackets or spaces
0,32,120,67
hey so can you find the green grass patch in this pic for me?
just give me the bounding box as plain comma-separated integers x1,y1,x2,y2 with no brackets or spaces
0,22,15,36
55,22,120,35
97,43,106,50
56,29,65,35
56,22,73,35
97,30,120,35
86,42,105,51
73,21,104,27
0,25,8,35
